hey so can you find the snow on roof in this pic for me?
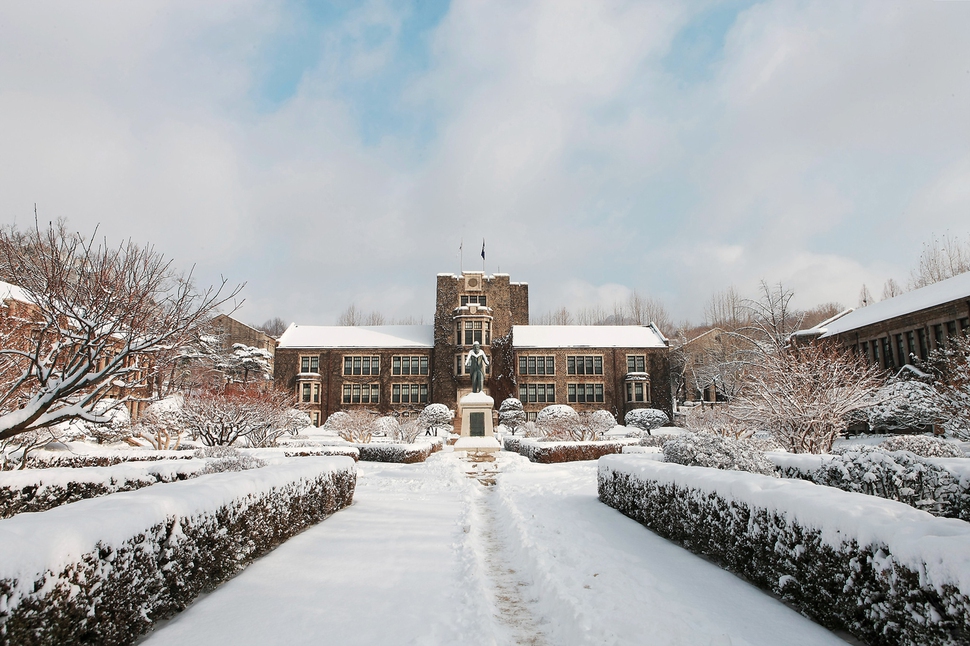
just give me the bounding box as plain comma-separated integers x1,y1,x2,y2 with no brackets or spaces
817,271,970,338
512,325,667,349
278,325,434,349
0,280,31,305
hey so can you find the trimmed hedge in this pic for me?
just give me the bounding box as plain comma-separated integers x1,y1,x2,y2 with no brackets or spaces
502,436,522,453
23,451,193,469
0,457,356,646
516,438,629,463
355,442,433,464
0,460,211,519
599,456,970,646
280,447,360,462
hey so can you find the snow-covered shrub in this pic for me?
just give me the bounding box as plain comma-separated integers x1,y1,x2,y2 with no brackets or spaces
193,446,266,473
22,451,193,469
418,403,454,436
598,456,970,646
326,410,376,444
181,387,300,447
662,432,776,476
374,416,400,438
356,442,433,464
624,408,669,434
879,435,966,458
498,398,526,433
502,435,522,453
0,460,210,519
785,446,964,518
281,446,360,462
0,459,356,646
920,333,970,440
73,399,132,445
865,379,942,432
516,438,628,463
394,420,422,444
536,404,606,441
133,396,185,450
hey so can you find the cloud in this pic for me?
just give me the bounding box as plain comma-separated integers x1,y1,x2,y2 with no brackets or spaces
0,0,968,327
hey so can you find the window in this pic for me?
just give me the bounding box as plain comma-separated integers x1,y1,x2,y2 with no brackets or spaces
961,318,970,333
300,382,321,404
567,356,603,375
860,341,869,362
342,383,380,404
311,412,320,426
947,321,958,337
300,355,319,373
933,324,945,348
626,382,649,402
461,319,491,346
518,355,555,375
460,295,487,307
343,355,380,376
627,355,646,373
567,383,604,403
896,334,906,366
916,330,928,360
518,383,555,403
392,383,428,404
882,337,894,369
871,339,880,365
393,355,429,375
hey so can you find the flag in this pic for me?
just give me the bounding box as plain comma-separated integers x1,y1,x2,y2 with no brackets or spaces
481,239,486,261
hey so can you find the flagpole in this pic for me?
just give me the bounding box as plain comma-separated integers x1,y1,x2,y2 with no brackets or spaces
481,238,485,274
460,238,463,274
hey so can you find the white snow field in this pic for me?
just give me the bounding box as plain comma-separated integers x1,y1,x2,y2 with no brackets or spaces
142,452,848,646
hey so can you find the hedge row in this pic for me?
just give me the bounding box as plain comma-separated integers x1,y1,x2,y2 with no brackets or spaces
355,442,433,463
768,449,970,520
0,457,356,646
598,456,970,646
23,450,193,469
0,460,211,519
514,438,629,463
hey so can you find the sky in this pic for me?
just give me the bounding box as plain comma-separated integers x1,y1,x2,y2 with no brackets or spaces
1,0,968,328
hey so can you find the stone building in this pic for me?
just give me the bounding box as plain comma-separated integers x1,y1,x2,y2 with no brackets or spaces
797,271,970,368
276,271,672,426
210,314,278,355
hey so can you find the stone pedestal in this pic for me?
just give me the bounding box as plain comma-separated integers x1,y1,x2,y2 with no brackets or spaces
453,391,500,452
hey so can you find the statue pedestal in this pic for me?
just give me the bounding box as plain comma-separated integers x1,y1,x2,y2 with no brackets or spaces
453,391,500,453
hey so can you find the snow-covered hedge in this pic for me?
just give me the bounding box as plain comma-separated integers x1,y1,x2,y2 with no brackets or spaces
662,432,776,476
878,435,966,459
355,442,434,464
598,456,970,646
502,436,522,454
769,447,969,520
0,457,356,646
515,438,632,463
0,460,211,519
280,446,360,462
23,449,194,469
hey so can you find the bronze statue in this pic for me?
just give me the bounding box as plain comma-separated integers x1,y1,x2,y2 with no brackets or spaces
465,341,489,393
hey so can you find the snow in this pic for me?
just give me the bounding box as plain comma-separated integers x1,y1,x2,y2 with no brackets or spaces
0,459,209,490
0,279,31,305
511,325,667,348
459,391,494,406
453,436,501,450
277,324,434,349
600,455,970,593
816,270,970,338
143,453,848,645
0,457,354,597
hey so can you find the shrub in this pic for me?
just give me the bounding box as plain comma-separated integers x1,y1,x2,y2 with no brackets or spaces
662,432,776,476
326,410,376,444
683,405,750,439
394,420,422,444
0,459,356,646
878,435,965,458
516,438,629,463
624,408,669,434
356,443,432,464
132,396,185,450
498,398,526,433
598,456,970,646
866,380,942,432
418,404,454,436
374,416,400,438
193,446,266,473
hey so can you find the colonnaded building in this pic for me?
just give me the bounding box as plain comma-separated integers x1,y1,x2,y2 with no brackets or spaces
275,272,672,427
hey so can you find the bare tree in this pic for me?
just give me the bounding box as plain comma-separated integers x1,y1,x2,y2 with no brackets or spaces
337,304,363,326
881,278,905,300
909,233,970,289
628,290,672,333
731,343,885,453
801,302,845,329
0,219,238,443
739,281,803,352
325,409,377,443
364,310,386,326
704,286,747,330
255,317,288,337
858,284,874,308
180,386,299,447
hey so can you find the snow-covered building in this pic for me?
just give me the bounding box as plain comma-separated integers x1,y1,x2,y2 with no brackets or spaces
797,271,970,369
276,271,672,426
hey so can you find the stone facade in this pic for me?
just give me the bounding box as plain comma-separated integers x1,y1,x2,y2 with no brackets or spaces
211,314,278,354
276,271,672,427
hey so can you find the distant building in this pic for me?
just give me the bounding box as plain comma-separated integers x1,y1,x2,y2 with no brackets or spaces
796,271,970,368
276,271,672,427
210,314,278,355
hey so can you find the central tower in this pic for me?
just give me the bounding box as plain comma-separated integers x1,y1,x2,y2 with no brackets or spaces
432,272,529,411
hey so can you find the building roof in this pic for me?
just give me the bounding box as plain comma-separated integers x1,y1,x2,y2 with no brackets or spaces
0,280,31,306
512,325,667,349
817,271,970,338
278,324,435,349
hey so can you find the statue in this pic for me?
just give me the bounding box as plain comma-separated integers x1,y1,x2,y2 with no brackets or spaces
465,341,489,393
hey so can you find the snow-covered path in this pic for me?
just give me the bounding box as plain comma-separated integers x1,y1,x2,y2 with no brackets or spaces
142,452,848,646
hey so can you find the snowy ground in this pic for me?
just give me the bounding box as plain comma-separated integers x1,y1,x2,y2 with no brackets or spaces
141,451,848,646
